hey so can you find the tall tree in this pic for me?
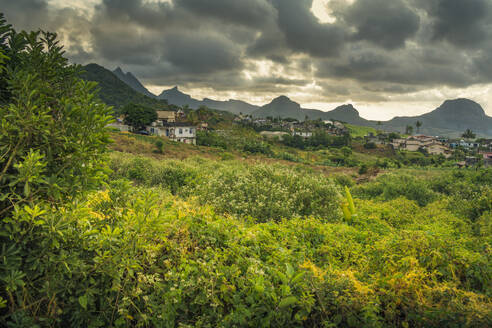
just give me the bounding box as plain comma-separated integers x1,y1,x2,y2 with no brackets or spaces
122,103,157,131
0,17,113,212
462,129,476,139
405,125,414,135
415,121,422,134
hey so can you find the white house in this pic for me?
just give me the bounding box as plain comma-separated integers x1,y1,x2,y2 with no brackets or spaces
107,116,130,132
459,139,480,149
148,123,197,145
293,131,313,138
260,131,289,140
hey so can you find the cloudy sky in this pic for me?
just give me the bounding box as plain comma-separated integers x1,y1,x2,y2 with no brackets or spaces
2,0,492,120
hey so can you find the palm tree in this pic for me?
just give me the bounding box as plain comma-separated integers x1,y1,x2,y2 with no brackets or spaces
405,125,414,135
415,121,422,134
462,129,476,139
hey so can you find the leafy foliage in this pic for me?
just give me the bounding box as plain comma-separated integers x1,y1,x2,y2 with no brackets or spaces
1,180,490,327
281,131,351,150
0,26,112,211
122,103,157,131
353,173,439,206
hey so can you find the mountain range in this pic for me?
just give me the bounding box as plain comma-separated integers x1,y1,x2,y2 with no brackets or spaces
83,64,492,137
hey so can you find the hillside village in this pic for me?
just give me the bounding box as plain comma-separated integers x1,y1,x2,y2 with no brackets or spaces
108,106,492,168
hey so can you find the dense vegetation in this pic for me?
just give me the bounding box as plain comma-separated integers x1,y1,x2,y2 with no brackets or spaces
122,103,158,131
0,15,490,327
280,132,351,150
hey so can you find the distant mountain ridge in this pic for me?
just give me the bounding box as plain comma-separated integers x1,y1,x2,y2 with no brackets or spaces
252,96,373,125
202,98,259,115
156,86,259,115
102,64,492,137
385,99,492,137
112,67,155,98
157,86,201,108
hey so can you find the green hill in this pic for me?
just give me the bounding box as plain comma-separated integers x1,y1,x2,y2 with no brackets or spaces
81,63,169,111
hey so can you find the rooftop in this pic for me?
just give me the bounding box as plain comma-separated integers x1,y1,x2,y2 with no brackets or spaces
160,122,196,127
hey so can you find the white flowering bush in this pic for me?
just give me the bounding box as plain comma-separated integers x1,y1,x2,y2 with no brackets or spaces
190,163,342,222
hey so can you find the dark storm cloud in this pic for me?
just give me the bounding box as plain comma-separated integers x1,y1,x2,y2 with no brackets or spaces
175,0,275,27
254,76,310,86
162,32,243,74
315,43,479,87
341,0,420,49
3,0,492,104
417,0,492,48
0,0,47,31
271,0,346,57
94,0,188,30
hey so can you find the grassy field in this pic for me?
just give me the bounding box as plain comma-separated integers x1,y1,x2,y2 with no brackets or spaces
345,123,379,138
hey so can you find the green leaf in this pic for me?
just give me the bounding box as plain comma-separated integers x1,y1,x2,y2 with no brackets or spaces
277,271,288,284
291,272,305,284
24,181,30,197
278,296,297,308
285,263,294,279
78,294,88,310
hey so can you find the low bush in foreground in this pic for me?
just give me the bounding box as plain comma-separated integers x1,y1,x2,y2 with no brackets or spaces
1,182,490,327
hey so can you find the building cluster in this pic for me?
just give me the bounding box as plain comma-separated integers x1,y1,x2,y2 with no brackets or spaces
389,135,453,157
236,116,349,140
108,111,492,168
364,132,492,166
108,110,200,145
147,111,197,145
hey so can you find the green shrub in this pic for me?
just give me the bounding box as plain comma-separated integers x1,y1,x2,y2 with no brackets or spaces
277,152,299,162
154,139,164,154
191,163,342,222
219,152,235,161
0,30,112,210
109,153,199,195
358,163,369,174
196,130,228,149
333,174,355,187
354,173,438,206
242,141,273,155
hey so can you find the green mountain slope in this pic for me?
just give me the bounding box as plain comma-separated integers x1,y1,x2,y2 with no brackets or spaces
81,64,168,111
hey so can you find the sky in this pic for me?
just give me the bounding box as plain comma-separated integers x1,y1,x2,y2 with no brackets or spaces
2,0,492,120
